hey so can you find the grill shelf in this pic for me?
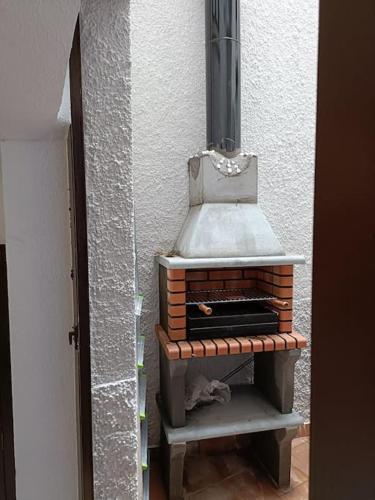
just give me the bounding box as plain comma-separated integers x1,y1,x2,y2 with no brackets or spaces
186,288,275,305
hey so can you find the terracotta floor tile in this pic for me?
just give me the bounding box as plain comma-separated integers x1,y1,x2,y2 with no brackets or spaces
291,442,310,478
185,451,253,494
184,454,224,493
292,437,308,449
151,438,310,500
187,483,234,500
288,464,308,492
187,469,274,500
280,482,309,499
150,459,167,500
209,451,252,478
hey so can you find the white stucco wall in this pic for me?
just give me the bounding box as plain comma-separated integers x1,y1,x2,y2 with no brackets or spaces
0,140,78,500
0,0,79,140
80,1,140,498
131,0,318,444
0,1,91,498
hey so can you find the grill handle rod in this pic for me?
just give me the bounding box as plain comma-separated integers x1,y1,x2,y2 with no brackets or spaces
270,299,290,308
198,303,213,316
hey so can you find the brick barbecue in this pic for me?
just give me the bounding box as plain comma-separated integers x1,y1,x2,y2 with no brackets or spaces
154,1,308,498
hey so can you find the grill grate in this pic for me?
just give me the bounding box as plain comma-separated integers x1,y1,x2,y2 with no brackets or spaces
186,288,275,305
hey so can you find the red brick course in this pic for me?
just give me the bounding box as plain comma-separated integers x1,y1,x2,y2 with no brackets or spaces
164,264,295,337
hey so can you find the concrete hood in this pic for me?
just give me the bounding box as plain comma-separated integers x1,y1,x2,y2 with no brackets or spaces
174,151,285,259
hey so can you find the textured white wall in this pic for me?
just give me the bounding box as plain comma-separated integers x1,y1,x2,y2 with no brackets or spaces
0,2,83,497
131,0,318,445
0,0,79,140
1,140,78,500
80,1,140,498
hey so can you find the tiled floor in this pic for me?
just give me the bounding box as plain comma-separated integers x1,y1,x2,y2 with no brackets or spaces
150,437,309,499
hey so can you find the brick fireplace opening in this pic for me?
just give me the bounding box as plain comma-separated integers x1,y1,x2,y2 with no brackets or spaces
160,265,296,342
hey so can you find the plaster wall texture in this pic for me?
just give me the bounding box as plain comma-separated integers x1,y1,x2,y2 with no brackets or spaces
131,0,318,445
0,2,86,497
80,0,140,498
0,0,79,140
0,140,78,500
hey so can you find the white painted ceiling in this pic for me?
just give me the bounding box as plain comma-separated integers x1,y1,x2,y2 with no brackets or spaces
0,0,80,140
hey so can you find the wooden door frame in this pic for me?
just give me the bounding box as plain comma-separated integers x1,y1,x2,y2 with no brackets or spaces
69,18,94,500
310,0,375,498
0,245,16,499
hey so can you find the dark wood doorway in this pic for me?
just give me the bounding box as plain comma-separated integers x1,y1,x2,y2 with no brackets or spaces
0,246,16,500
310,0,375,498
68,18,94,500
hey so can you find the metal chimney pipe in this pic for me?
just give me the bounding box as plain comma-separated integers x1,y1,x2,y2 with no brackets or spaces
206,0,241,156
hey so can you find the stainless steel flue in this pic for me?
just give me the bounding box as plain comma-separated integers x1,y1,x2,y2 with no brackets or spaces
206,0,241,156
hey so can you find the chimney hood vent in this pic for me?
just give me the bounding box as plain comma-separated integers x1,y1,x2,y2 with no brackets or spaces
174,0,285,259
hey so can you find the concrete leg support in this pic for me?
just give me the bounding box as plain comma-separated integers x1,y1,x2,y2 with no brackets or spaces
161,428,187,500
160,347,188,427
255,349,301,413
253,426,298,489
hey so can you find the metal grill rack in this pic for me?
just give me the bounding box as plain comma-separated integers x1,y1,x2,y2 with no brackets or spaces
186,288,276,305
